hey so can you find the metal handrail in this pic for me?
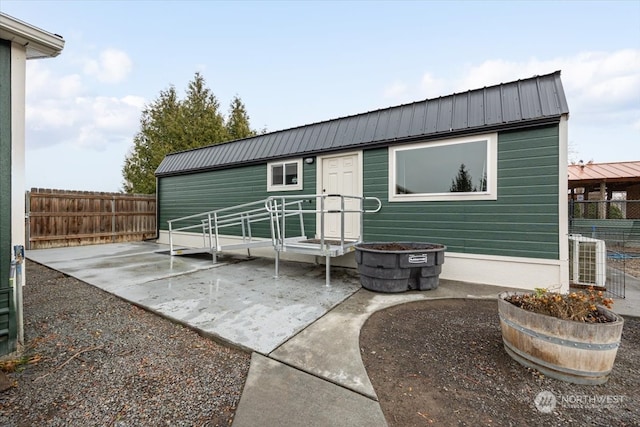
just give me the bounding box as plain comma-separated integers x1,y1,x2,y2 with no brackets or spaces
264,194,382,251
167,198,307,255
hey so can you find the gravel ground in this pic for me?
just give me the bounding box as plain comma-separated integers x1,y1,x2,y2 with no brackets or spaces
4,259,638,427
360,299,639,427
0,260,251,427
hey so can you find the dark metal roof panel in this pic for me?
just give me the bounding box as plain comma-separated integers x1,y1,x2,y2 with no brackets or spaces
484,86,503,125
155,71,570,176
409,102,427,135
302,126,316,152
373,109,392,141
340,116,357,146
397,104,415,138
298,126,313,152
225,139,242,163
332,119,348,148
361,111,379,142
324,121,340,149
281,128,302,156
256,133,275,159
519,79,543,119
305,124,323,152
467,90,485,128
315,122,331,152
353,114,369,142
436,97,453,133
452,92,469,129
424,100,438,134
501,82,522,122
386,107,402,139
270,131,289,157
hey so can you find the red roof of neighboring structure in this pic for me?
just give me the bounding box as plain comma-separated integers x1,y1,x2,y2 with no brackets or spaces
568,161,640,188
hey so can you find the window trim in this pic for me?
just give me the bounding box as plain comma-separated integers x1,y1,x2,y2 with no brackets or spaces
388,133,498,202
267,158,303,192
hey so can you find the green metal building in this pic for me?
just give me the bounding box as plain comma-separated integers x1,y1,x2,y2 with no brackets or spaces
156,71,570,291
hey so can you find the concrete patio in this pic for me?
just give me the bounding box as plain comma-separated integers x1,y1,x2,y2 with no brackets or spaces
27,242,639,427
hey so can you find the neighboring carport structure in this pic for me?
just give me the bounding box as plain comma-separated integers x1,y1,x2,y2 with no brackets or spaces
568,161,640,219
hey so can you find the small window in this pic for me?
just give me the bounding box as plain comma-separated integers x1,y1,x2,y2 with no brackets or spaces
389,134,497,202
267,159,303,191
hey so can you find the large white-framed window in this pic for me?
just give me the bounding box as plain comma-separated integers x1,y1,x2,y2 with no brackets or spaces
389,133,497,202
267,159,303,192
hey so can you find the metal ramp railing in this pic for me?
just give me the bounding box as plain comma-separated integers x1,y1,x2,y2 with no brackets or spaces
167,198,307,262
266,194,382,285
167,194,382,285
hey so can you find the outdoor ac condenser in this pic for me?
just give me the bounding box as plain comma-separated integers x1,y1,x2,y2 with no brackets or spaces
568,234,606,287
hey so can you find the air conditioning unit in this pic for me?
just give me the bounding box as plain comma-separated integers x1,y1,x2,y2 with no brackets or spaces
568,234,606,287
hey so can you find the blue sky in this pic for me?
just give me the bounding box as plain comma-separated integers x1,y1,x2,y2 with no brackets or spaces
2,1,639,192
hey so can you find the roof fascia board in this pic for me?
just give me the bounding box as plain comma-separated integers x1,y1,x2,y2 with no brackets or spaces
0,13,65,59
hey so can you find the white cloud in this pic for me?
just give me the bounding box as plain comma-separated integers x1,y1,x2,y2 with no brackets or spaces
382,49,640,114
83,48,133,83
383,81,408,98
26,95,142,150
457,50,640,112
26,61,83,98
379,49,639,162
387,48,640,123
24,60,144,151
419,73,447,99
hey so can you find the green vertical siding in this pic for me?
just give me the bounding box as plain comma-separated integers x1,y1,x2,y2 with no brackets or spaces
158,161,317,238
363,126,560,259
0,39,16,355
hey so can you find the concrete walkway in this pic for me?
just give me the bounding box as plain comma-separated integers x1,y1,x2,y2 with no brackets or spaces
27,243,639,427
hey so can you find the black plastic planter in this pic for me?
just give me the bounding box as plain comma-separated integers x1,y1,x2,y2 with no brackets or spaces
354,242,446,293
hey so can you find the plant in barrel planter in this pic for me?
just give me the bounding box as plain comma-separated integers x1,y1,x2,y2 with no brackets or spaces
354,242,446,293
498,287,624,385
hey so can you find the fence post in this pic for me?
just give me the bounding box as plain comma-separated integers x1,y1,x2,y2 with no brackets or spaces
111,196,116,243
24,190,31,250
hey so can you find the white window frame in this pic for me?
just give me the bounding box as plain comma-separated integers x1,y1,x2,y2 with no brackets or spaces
388,133,498,202
267,158,303,192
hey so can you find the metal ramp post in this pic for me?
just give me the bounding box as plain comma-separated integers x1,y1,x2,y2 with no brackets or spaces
325,254,330,287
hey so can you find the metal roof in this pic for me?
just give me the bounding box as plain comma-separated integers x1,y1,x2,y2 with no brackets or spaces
568,161,640,188
156,71,569,177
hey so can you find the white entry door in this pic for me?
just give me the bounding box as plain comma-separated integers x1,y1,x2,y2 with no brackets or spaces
319,152,361,240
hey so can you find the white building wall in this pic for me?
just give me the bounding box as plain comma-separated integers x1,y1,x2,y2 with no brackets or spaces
10,42,26,286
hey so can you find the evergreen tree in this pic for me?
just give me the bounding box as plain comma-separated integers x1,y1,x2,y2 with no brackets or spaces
122,86,181,194
226,95,256,140
180,72,227,149
122,73,253,194
449,163,475,192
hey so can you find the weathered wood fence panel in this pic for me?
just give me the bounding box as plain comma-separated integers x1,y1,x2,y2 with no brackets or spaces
26,188,156,249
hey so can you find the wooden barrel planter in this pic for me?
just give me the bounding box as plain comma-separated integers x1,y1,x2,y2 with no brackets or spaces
498,292,624,385
354,242,446,293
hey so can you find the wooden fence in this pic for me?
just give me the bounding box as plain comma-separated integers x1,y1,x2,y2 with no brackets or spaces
26,188,156,249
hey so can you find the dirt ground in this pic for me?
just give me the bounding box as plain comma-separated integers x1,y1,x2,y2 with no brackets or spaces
360,299,639,427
